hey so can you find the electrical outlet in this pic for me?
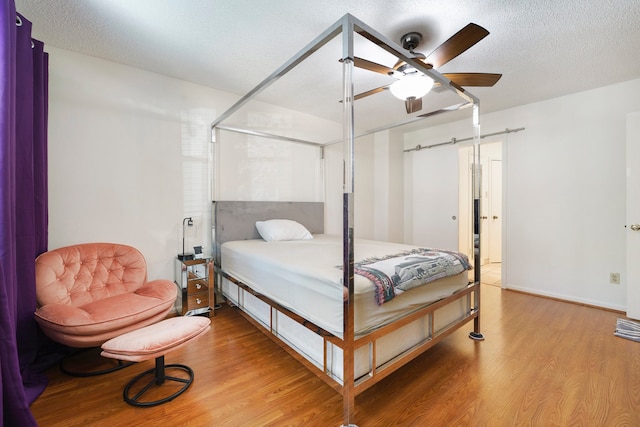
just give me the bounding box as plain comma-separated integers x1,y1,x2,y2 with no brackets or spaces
610,273,620,284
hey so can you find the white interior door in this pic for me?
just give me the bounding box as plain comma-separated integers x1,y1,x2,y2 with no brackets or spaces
627,112,640,320
489,159,503,263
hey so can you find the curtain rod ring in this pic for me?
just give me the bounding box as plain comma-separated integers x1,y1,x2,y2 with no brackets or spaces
16,15,23,26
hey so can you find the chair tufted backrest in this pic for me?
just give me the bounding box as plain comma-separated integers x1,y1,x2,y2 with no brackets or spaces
35,243,149,308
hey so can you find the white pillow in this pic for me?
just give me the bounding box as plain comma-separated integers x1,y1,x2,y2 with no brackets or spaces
255,219,313,242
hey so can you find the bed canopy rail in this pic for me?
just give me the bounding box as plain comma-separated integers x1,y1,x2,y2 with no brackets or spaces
210,13,483,427
214,124,324,147
210,13,480,146
214,101,476,147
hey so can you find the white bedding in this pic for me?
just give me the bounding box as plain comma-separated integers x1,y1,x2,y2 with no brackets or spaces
221,234,470,337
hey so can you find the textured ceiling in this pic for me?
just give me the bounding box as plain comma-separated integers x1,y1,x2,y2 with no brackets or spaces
14,0,640,131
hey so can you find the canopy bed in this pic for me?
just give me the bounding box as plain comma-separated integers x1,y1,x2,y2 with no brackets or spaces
210,14,483,427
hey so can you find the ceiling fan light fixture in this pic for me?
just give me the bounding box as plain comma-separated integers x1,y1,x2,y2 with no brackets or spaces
389,73,434,101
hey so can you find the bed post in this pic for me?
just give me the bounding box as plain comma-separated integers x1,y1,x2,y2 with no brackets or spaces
341,14,357,427
469,101,485,341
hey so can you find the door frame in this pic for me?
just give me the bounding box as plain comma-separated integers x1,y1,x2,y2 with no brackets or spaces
627,111,640,319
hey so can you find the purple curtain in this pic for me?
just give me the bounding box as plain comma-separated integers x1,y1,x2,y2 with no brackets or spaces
1,1,49,425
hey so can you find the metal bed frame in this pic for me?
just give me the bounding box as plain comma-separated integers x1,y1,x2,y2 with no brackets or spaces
210,14,482,427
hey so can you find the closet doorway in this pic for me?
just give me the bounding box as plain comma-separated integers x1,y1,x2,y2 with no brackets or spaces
458,141,504,287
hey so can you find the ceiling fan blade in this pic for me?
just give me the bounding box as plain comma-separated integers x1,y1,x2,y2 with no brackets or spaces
425,23,490,68
443,73,502,87
405,97,422,114
354,85,389,100
353,57,396,76
339,85,390,103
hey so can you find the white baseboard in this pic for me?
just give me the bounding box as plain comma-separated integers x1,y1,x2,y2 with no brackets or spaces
502,283,626,313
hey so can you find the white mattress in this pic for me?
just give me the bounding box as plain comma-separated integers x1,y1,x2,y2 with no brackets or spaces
221,234,470,338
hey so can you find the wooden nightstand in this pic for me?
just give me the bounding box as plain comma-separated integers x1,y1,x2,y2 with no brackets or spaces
174,257,214,316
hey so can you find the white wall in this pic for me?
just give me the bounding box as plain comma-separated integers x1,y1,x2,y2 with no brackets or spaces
48,47,228,280
47,46,334,280
47,47,350,280
405,78,640,311
324,134,376,238
322,130,405,240
373,130,405,243
47,44,638,312
216,130,324,202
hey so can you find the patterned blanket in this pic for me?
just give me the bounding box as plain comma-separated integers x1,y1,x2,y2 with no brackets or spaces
352,248,472,305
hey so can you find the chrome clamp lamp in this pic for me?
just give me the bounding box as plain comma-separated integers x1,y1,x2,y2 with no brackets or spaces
178,217,194,260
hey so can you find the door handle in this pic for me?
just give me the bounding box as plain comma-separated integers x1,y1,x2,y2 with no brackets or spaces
481,216,488,220
493,216,499,220
631,224,640,231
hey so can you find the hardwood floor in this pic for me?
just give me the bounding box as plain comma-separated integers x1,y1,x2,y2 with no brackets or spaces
481,262,502,287
30,285,640,426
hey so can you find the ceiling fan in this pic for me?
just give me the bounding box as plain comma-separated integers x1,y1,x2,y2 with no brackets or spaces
353,23,502,114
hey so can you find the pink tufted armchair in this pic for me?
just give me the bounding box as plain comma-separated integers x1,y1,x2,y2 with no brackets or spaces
34,243,177,355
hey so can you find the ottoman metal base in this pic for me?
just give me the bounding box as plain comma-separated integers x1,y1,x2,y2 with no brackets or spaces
123,355,194,407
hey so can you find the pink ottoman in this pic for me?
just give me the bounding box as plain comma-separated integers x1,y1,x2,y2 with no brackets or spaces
101,316,210,407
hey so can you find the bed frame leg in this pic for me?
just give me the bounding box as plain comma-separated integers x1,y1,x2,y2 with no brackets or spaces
469,331,485,340
469,315,484,340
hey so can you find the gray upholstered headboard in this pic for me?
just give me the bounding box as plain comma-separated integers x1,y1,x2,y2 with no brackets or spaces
212,201,324,266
